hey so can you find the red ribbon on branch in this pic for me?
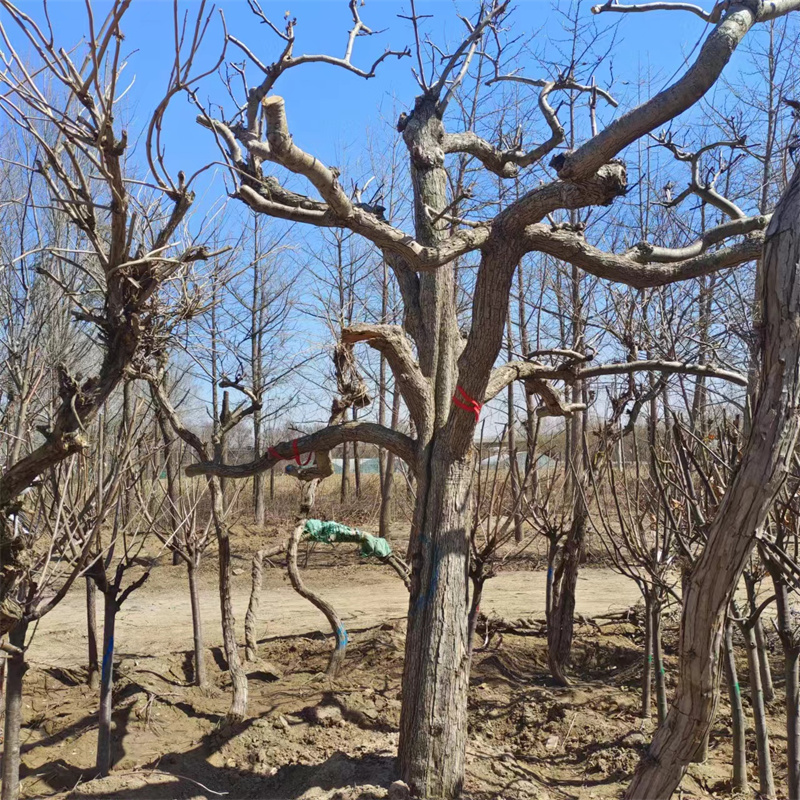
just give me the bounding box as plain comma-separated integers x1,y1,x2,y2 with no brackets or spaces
292,438,313,466
267,446,281,461
452,385,482,422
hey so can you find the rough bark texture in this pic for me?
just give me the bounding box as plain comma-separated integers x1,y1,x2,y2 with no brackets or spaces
399,453,473,800
624,166,800,799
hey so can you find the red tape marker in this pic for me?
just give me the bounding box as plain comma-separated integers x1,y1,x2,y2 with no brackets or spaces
452,385,482,422
292,439,313,466
267,446,281,461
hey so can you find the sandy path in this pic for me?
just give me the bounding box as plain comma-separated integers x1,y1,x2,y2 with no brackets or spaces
28,566,642,669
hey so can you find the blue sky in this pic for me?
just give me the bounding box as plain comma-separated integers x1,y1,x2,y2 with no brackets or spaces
32,0,712,193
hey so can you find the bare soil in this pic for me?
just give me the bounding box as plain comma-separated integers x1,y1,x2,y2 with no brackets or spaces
6,555,790,800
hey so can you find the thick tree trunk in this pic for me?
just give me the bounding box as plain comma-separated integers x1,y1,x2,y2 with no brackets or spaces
244,549,263,662
187,558,206,687
1,620,28,800
399,455,472,800
97,592,117,776
624,167,800,800
86,577,99,690
723,619,748,794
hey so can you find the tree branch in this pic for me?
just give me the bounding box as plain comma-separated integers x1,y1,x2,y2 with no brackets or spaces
185,421,416,479
556,2,800,181
341,324,432,429
523,223,763,288
626,214,769,263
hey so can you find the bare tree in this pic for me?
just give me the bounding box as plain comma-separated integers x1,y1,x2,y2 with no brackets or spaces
185,2,800,795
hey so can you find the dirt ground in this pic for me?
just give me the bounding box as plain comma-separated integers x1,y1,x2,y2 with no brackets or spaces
6,553,791,800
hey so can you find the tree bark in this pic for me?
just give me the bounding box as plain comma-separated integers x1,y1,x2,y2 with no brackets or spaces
287,524,347,677
768,560,800,800
642,592,653,719
210,476,248,721
187,557,206,687
738,610,776,799
86,577,99,690
244,549,263,662
652,600,668,726
1,620,28,800
624,166,800,800
547,504,588,686
399,454,473,800
723,619,748,794
379,387,401,539
97,592,117,776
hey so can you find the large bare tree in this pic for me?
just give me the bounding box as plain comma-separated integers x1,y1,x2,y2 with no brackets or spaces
186,1,800,796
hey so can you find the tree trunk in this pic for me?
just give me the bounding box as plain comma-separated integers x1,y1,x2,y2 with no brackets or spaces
642,592,653,719
1,620,28,800
652,600,668,726
86,577,99,690
723,619,748,794
155,400,181,567
467,576,485,664
399,455,473,800
209,477,247,721
769,561,800,800
97,592,117,776
244,549,263,662
253,472,265,526
379,387,401,539
744,570,775,702
754,617,775,703
785,643,800,800
340,441,349,503
352,407,361,499
547,506,587,686
287,524,347,677
188,557,206,687
739,613,776,799
624,166,800,800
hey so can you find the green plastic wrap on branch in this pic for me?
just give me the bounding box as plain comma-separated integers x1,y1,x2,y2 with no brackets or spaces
303,519,393,559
